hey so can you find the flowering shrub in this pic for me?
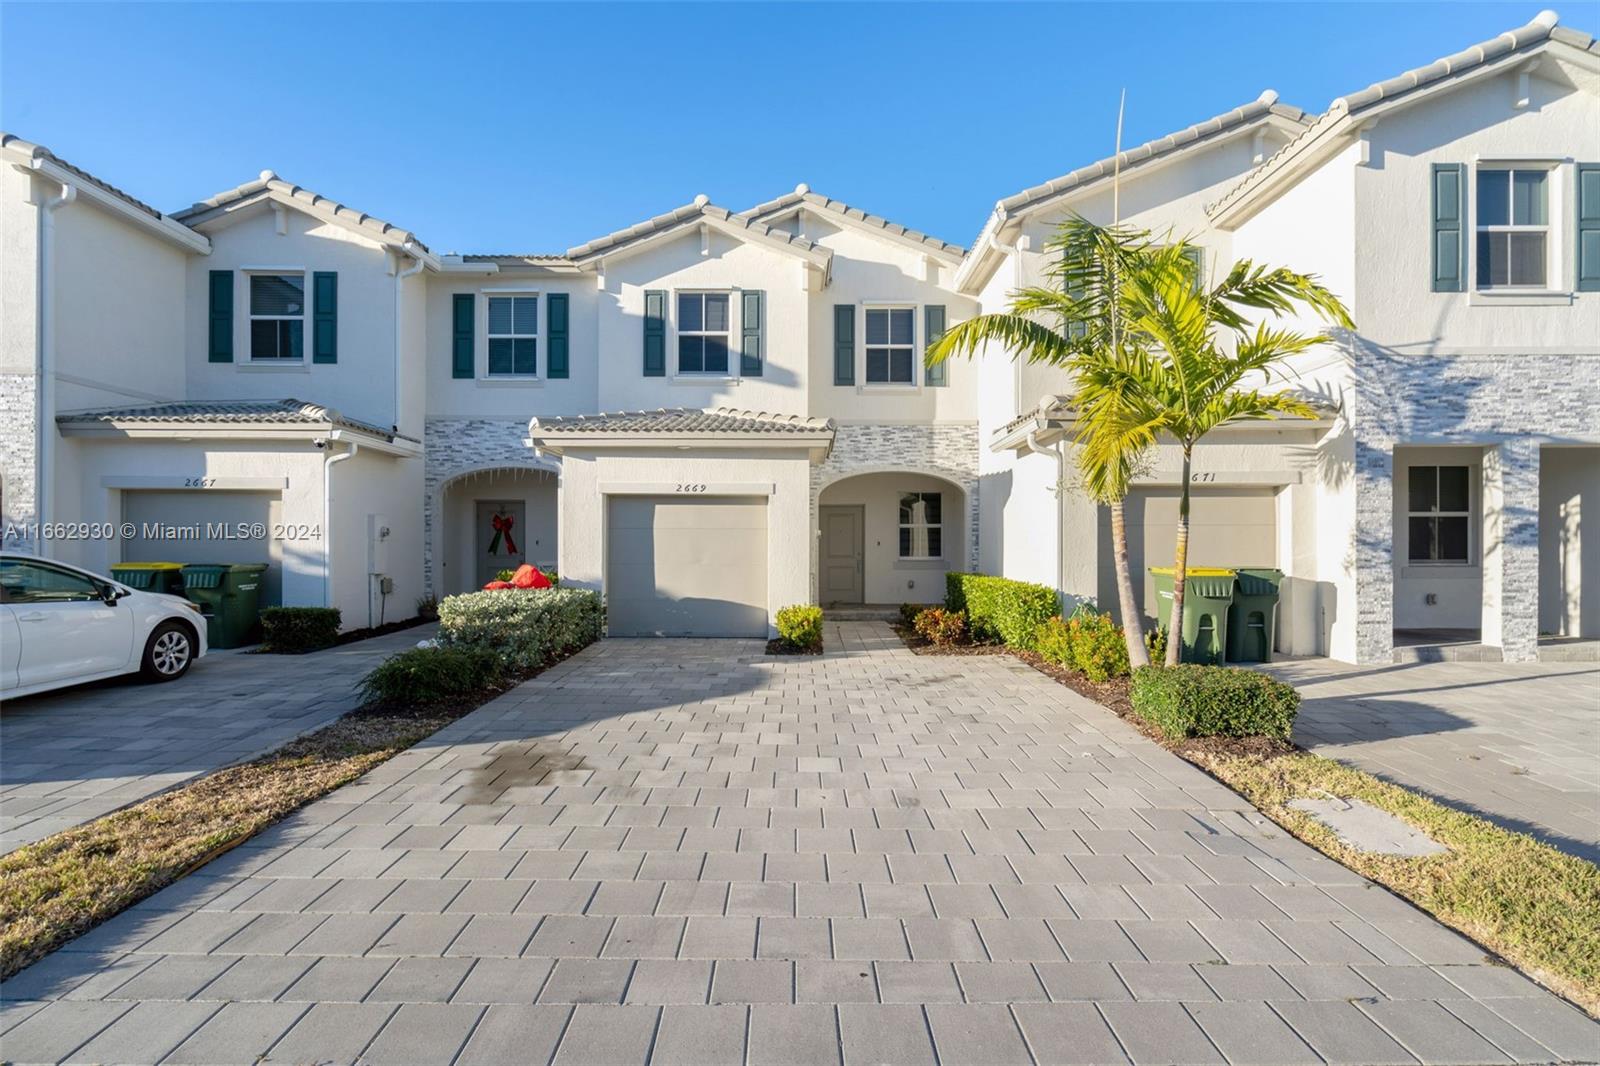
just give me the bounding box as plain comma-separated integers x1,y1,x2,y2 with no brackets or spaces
913,607,968,647
1034,606,1132,682
775,604,824,651
438,587,603,670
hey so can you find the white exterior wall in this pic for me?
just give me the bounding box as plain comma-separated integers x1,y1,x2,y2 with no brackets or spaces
1540,446,1600,638
816,472,962,605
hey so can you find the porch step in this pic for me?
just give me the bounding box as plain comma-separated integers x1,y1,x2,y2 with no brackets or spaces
824,603,901,622
1539,638,1600,662
1393,642,1503,663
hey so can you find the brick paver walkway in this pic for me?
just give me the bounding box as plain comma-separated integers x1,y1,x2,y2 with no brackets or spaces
1,624,437,853
1267,657,1600,865
3,622,1595,1064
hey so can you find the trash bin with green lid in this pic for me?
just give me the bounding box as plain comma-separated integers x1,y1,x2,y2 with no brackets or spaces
181,563,269,649
1227,567,1283,663
110,562,186,597
1149,567,1236,665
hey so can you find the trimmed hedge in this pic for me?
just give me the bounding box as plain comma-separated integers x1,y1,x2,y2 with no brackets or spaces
1129,665,1300,741
260,607,342,653
360,644,505,706
438,587,603,670
775,604,823,650
945,573,1058,648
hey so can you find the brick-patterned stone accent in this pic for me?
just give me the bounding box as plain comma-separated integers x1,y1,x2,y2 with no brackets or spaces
423,417,557,596
1351,349,1600,663
810,423,980,597
0,373,38,551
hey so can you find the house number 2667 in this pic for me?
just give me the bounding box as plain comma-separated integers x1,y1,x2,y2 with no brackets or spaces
675,483,708,493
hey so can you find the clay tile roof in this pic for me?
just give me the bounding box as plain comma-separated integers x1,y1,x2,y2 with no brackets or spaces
530,406,835,435
173,171,430,253
741,186,965,258
564,197,827,262
56,398,405,441
0,132,183,223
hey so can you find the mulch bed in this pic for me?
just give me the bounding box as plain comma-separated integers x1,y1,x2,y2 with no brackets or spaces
765,639,822,656
891,624,1007,656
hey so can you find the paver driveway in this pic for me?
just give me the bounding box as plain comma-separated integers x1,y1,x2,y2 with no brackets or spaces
1268,657,1600,865
0,625,436,853
3,622,1596,1065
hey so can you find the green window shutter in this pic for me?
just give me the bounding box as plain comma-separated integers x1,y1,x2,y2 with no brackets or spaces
923,304,947,387
740,290,764,377
643,289,666,376
546,293,570,378
312,271,337,363
207,270,233,363
451,293,474,379
1431,163,1466,292
833,304,855,386
1578,164,1600,293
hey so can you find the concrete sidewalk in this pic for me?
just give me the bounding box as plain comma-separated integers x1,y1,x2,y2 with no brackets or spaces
2,621,1594,1064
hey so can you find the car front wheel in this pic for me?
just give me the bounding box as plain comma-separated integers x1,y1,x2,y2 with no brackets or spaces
141,622,196,682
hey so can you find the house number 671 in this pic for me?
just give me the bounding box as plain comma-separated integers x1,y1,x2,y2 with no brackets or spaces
1190,472,1216,483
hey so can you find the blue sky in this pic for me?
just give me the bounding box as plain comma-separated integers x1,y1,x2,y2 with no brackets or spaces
0,2,1563,253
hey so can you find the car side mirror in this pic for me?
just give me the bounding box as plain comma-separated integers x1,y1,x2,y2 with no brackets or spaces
99,584,123,605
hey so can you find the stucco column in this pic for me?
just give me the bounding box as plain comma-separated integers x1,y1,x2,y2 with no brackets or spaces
1481,438,1541,662
1353,438,1395,664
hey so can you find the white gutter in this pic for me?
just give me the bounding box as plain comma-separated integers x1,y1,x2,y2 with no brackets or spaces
33,176,75,556
321,439,358,606
23,155,209,253
1024,428,1066,600
393,244,426,438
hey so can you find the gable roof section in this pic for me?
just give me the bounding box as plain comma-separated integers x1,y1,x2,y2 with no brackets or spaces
741,185,965,259
954,92,1309,293
0,133,210,253
1209,10,1599,227
527,406,836,458
564,195,832,270
55,398,413,444
174,170,436,263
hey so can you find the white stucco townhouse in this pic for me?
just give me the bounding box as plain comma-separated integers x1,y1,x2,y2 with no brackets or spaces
1,9,1595,661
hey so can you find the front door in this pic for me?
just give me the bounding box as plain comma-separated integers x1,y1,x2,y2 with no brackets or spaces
820,505,864,605
476,500,528,589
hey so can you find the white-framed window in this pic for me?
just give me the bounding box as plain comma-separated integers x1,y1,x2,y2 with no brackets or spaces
1407,465,1471,564
677,292,730,374
1475,166,1551,289
899,491,943,558
248,273,305,360
865,306,916,384
487,294,538,376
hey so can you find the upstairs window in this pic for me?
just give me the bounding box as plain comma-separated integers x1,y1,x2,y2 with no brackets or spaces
249,273,305,360
488,295,538,376
1408,465,1471,564
899,491,943,558
865,307,915,384
677,292,729,374
1476,168,1548,289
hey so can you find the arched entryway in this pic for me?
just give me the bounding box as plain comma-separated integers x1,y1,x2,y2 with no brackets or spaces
815,469,969,607
436,465,559,596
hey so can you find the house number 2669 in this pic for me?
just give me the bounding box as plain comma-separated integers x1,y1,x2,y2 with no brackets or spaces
675,483,708,493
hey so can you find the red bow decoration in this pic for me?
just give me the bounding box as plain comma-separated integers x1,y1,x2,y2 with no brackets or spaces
487,511,518,555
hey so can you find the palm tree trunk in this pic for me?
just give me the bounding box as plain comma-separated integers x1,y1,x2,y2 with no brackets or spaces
1108,498,1149,668
1165,446,1193,666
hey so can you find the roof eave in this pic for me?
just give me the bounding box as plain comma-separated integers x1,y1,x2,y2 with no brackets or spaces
568,212,831,270
12,151,210,254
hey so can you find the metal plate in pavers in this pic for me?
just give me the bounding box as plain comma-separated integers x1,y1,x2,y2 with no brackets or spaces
1287,797,1448,856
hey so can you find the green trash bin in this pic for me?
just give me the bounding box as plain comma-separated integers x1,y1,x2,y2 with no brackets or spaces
1149,567,1236,665
181,563,269,649
1227,567,1283,664
109,562,186,597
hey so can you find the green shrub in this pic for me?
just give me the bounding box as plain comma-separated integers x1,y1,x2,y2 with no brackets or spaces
914,607,968,646
775,604,823,650
1034,616,1075,668
495,568,516,583
360,644,504,706
1129,665,1300,741
1145,624,1169,663
415,596,439,621
260,607,342,653
899,602,929,627
438,587,603,670
945,573,1058,648
1066,607,1131,682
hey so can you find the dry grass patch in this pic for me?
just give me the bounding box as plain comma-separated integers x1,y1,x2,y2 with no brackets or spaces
1196,750,1600,1016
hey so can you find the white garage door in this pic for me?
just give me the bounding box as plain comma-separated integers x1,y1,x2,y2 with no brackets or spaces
606,496,768,637
121,490,283,606
1097,486,1278,623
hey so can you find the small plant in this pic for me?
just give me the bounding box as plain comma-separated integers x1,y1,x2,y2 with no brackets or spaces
1065,607,1131,682
1144,624,1169,663
914,606,968,647
1129,664,1300,741
775,604,824,651
1034,616,1075,670
495,568,516,583
415,596,439,621
260,607,342,653
899,602,929,627
359,644,504,706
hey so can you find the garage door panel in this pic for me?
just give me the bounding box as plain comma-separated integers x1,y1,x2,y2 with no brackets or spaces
606,496,768,637
121,490,284,606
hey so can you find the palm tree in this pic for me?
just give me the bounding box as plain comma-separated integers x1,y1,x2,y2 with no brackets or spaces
928,218,1166,668
1106,248,1354,665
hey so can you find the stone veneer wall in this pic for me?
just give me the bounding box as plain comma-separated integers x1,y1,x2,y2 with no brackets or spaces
810,423,981,598
422,418,557,596
0,373,37,551
1350,349,1600,663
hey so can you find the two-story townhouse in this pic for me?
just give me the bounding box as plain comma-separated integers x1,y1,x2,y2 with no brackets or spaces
966,10,1600,663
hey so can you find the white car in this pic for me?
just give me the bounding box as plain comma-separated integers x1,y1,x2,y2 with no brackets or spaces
0,552,208,699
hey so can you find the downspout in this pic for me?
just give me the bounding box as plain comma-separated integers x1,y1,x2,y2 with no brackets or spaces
322,438,358,607
33,177,75,556
393,244,425,436
1024,425,1066,604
